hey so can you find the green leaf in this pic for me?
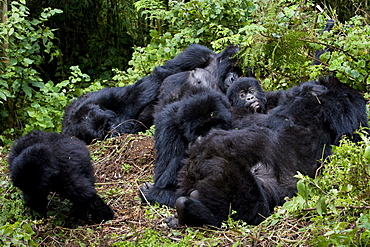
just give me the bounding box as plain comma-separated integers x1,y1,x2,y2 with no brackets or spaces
316,196,327,216
22,84,33,97
23,58,34,66
364,146,370,163
8,27,15,36
0,91,7,101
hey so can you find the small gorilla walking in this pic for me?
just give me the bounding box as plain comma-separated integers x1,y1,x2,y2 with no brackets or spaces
7,131,114,223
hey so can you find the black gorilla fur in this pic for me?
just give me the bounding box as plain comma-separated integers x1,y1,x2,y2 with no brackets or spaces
7,131,114,223
166,76,368,228
140,88,232,207
262,77,368,145
154,68,219,113
62,66,169,144
216,45,243,92
155,44,242,108
160,44,218,74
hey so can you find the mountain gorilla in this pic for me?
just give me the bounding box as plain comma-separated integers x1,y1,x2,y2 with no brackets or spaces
140,88,232,207
140,78,265,207
166,76,368,228
7,131,114,223
216,45,243,93
139,44,242,206
154,44,242,111
62,66,172,144
154,68,219,114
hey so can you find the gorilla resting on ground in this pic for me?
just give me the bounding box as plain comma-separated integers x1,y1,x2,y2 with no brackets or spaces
166,76,368,228
62,66,171,144
140,88,232,207
7,131,114,223
141,76,266,206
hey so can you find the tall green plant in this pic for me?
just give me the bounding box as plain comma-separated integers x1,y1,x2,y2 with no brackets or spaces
0,2,106,145
0,0,62,143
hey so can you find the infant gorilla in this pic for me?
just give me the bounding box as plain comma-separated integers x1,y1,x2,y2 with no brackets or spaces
7,131,114,223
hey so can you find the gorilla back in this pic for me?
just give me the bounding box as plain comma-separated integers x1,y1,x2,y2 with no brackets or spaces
7,131,114,223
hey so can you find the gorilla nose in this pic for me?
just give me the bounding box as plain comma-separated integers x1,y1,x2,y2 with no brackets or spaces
247,94,255,101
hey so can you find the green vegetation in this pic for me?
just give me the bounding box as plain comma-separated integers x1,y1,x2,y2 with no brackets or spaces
0,0,369,246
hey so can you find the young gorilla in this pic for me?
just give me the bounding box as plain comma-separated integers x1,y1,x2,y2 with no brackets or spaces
7,131,114,223
166,76,368,228
140,88,232,207
226,77,267,127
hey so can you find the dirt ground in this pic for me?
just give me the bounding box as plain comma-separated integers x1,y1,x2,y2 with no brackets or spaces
83,134,177,243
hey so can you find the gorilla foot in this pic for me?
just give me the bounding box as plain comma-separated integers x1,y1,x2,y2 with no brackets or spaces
165,213,180,228
167,195,223,227
138,182,154,204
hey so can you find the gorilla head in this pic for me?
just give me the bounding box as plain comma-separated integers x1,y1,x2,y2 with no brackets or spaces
227,77,267,114
216,45,243,92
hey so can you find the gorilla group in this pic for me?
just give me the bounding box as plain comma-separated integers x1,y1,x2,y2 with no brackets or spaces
7,40,368,229
62,44,242,144
8,43,243,223
164,76,368,228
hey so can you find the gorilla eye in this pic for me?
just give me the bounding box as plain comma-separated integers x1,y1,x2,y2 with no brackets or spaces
239,91,246,98
249,88,255,94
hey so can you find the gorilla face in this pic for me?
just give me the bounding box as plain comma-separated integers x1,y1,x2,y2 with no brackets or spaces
227,77,267,114
223,71,239,89
238,86,261,112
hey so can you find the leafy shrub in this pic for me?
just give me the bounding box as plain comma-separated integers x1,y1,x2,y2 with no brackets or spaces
122,0,370,94
0,1,107,144
0,221,38,247
0,1,61,144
